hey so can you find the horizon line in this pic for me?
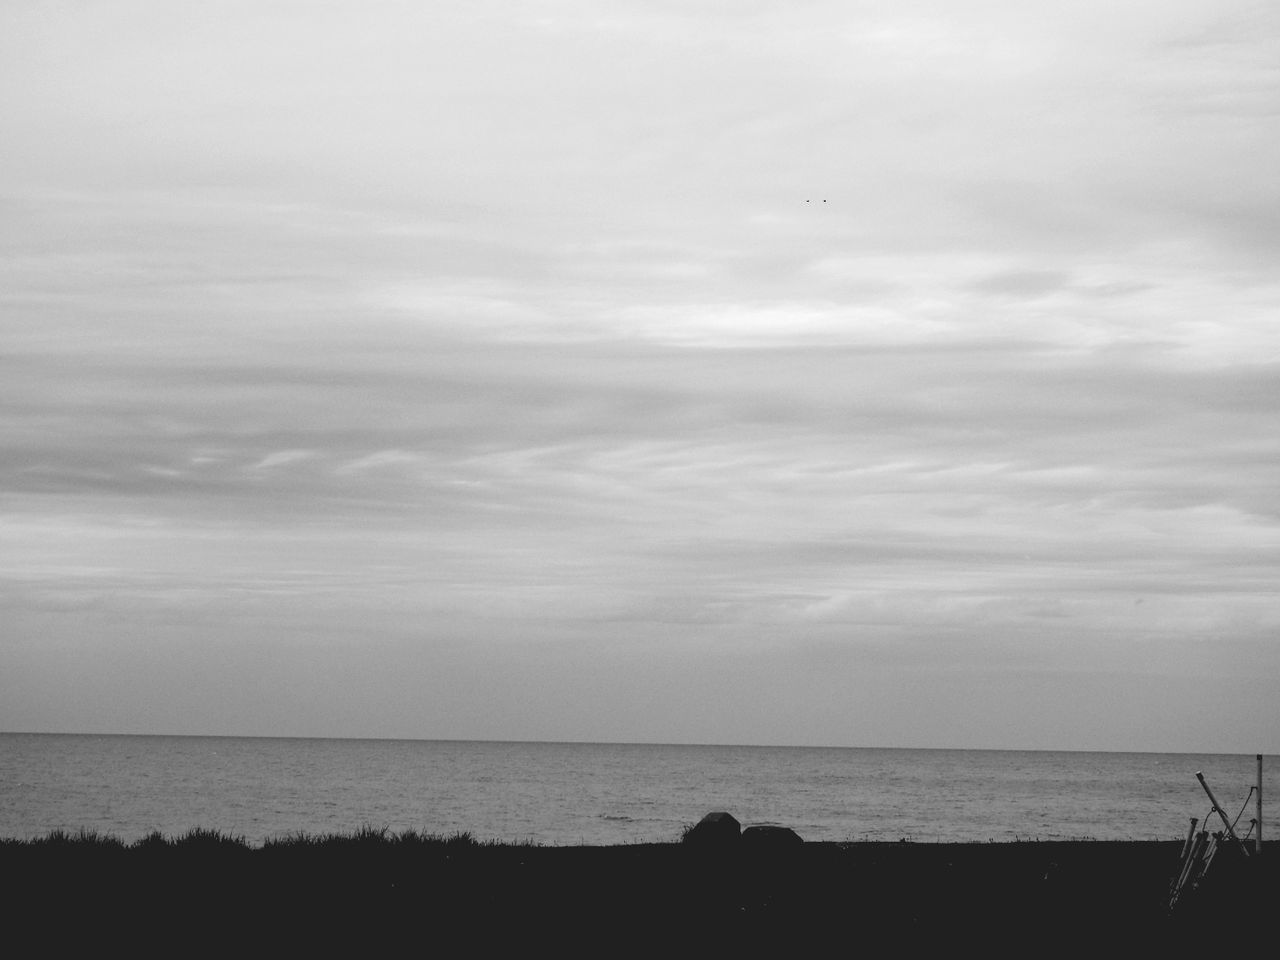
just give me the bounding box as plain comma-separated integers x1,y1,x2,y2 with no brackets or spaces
2,730,1272,758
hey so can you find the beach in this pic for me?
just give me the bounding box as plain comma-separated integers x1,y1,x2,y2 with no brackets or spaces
4,832,1272,956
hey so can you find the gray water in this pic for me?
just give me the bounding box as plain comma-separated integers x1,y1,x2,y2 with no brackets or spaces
0,734,1271,846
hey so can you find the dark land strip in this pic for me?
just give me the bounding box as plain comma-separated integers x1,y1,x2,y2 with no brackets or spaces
3,832,1274,956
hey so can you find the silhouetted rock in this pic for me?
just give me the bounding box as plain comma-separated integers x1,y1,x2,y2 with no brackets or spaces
684,811,741,847
742,825,803,849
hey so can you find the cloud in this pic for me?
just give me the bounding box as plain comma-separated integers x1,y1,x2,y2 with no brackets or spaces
2,1,1278,747
968,270,1074,299
5,341,1276,625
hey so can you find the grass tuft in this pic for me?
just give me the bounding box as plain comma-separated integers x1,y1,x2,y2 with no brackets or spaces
7,825,545,850
175,827,250,849
30,828,125,848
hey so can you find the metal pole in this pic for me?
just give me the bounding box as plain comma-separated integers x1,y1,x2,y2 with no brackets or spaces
1170,830,1209,909
1195,770,1251,857
1258,754,1264,855
1179,817,1198,862
1197,832,1221,884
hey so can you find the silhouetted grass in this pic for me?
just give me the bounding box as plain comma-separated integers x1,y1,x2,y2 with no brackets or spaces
22,827,127,848
2,831,1273,955
0,826,515,850
174,826,250,848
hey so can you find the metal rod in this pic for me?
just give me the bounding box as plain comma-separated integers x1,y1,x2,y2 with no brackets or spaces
1196,770,1251,857
1197,833,1221,885
1170,831,1209,909
1171,822,1200,896
1179,817,1198,862
1231,786,1255,831
1172,829,1203,890
1258,754,1264,855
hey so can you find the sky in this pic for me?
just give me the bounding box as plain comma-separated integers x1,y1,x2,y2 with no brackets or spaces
2,1,1278,752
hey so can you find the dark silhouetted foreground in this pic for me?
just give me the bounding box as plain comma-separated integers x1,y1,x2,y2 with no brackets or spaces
3,829,1273,957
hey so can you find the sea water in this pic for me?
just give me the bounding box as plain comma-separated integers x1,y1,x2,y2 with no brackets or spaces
0,734,1272,846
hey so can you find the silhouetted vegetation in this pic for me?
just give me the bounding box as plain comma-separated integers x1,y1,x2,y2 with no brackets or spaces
2,831,1273,955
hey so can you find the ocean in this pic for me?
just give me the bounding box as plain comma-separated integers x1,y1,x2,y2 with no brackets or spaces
0,734,1271,846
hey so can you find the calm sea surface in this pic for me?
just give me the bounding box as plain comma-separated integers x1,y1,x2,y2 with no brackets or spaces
0,734,1272,846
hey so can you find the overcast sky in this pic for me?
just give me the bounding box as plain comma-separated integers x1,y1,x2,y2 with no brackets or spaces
2,1,1278,752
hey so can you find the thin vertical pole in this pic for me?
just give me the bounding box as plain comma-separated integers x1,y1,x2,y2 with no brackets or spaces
1258,754,1264,855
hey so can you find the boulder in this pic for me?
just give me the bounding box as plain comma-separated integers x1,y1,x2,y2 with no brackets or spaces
683,811,741,847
